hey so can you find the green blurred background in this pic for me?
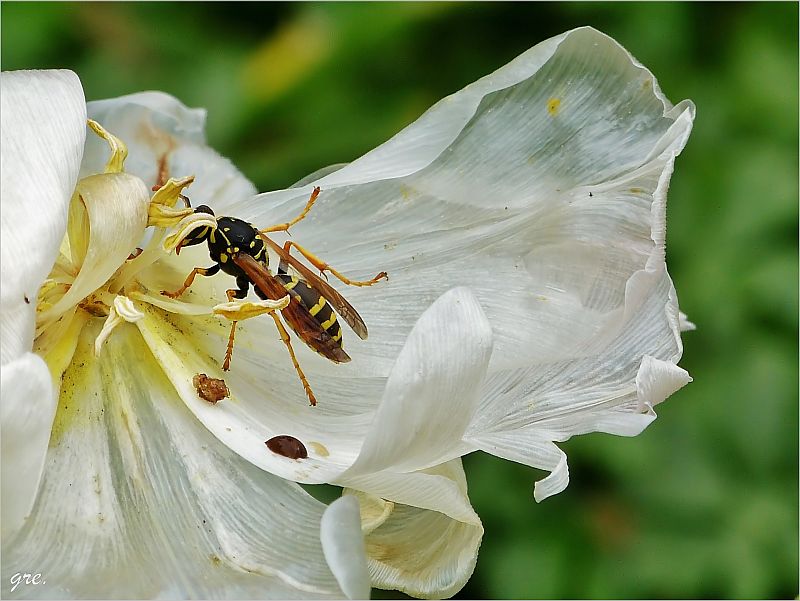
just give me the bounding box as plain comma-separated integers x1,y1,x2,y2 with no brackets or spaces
3,2,797,598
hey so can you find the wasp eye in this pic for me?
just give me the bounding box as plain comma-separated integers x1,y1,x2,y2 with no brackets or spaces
195,205,215,216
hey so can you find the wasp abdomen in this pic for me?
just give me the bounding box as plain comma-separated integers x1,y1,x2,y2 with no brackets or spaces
277,274,343,345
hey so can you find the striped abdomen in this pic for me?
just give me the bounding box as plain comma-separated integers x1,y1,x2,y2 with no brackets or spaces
277,273,343,346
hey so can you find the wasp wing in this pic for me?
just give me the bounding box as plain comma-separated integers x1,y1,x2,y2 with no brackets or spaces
233,253,351,364
258,234,369,339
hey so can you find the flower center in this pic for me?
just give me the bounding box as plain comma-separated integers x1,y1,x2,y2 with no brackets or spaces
33,119,288,382
33,120,192,368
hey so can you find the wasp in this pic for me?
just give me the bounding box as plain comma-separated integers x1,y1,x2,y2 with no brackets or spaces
161,187,387,406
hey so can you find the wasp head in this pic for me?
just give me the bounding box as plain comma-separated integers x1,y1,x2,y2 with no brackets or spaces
176,205,215,253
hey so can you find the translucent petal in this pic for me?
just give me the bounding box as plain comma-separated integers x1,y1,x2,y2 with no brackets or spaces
1,323,350,599
343,460,482,599
82,92,206,182
90,26,694,505
216,27,694,383
0,69,86,364
221,26,693,491
86,94,256,205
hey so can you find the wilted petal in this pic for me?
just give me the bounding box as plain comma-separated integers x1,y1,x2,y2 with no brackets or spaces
86,27,696,516
320,496,370,600
224,27,694,500
82,31,695,587
217,26,694,386
1,325,352,599
343,460,482,599
37,173,150,329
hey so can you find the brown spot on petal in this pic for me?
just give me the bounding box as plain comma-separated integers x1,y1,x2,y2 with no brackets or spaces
266,435,308,459
547,97,561,116
193,373,229,404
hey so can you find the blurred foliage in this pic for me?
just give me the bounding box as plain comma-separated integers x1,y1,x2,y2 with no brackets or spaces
2,2,797,599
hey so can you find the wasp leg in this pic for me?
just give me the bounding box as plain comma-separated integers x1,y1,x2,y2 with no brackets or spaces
283,240,388,287
161,263,221,298
222,276,250,371
222,321,238,372
269,311,317,406
260,186,320,234
226,272,317,405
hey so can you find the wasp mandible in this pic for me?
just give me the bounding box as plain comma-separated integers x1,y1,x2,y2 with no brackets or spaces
162,187,387,406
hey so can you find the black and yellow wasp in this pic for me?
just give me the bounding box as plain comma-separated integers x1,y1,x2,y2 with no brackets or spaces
162,187,387,406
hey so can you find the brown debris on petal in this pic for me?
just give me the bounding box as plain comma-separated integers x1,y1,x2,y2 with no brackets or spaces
265,435,308,460
193,373,229,404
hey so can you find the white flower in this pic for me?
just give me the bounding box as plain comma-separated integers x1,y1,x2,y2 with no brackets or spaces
1,26,695,599
1,70,369,599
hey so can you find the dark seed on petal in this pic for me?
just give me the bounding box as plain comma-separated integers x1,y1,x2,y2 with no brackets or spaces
193,373,229,404
266,435,308,459
23,295,30,304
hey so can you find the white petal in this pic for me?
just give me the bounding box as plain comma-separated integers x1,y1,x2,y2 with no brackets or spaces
342,460,482,599
92,27,693,506
636,355,692,410
2,323,350,598
220,27,694,386
468,430,570,502
134,305,350,485
345,287,491,477
1,69,86,364
465,266,690,499
679,311,696,332
0,352,57,537
320,496,371,600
